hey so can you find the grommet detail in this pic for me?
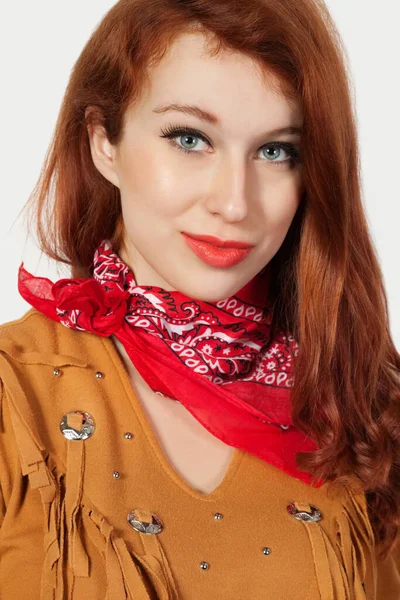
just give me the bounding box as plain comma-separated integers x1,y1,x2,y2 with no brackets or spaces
214,513,223,520
95,371,104,379
53,368,61,376
127,510,163,534
60,411,95,440
287,502,322,522
124,432,133,439
200,562,209,570
262,547,271,555
113,471,121,479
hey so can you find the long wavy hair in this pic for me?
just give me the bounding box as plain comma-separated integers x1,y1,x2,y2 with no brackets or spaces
21,0,400,559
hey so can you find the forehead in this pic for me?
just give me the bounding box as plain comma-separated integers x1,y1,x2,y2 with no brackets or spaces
134,31,302,127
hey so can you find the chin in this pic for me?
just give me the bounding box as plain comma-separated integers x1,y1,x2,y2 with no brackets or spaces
177,281,241,303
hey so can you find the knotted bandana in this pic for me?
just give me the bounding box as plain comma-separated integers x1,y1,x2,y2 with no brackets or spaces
18,239,322,486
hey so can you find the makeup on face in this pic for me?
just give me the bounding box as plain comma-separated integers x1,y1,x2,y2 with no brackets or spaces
181,232,253,268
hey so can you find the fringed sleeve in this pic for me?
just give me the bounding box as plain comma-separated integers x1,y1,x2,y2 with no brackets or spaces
0,347,64,598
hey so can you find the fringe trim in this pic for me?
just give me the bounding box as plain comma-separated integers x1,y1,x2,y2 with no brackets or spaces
0,348,63,599
83,505,179,599
0,345,179,600
293,490,377,599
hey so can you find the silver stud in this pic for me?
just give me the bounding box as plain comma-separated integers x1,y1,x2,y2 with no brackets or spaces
60,411,95,440
95,371,104,379
287,502,322,522
262,547,271,555
127,510,163,534
113,471,121,479
200,562,209,570
214,513,223,520
53,368,61,376
124,432,133,439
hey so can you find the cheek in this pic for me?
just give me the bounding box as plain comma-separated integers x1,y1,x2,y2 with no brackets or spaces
263,189,301,232
260,199,299,259
118,148,192,217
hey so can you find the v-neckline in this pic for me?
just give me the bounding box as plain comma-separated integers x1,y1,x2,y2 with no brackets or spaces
103,335,246,502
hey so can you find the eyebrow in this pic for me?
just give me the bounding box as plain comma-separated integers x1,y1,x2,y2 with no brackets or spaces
152,103,302,137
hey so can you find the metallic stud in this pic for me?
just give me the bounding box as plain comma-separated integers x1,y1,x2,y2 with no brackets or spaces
113,471,121,479
53,368,61,376
127,510,163,534
214,513,223,520
287,502,322,522
124,432,133,439
95,371,104,379
262,547,271,555
200,562,209,570
60,411,95,440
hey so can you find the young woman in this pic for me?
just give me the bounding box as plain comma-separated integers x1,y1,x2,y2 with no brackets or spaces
1,0,399,598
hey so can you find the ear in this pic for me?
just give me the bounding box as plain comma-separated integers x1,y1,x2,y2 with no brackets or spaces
85,106,120,188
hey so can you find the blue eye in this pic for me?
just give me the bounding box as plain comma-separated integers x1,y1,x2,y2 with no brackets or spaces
160,125,209,154
159,124,301,168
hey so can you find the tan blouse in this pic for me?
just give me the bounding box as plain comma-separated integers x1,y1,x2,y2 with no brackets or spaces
0,308,399,599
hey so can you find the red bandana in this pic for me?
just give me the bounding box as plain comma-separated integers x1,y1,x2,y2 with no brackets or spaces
18,239,322,487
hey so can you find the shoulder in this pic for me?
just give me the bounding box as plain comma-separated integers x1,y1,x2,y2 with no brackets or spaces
0,309,107,500
0,309,116,449
0,307,49,345
0,309,95,456
0,308,96,368
0,307,79,354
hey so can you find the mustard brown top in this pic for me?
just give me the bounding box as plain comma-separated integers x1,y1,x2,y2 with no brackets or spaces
0,308,399,599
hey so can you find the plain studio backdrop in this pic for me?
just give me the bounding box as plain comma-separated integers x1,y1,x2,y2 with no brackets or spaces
0,1,399,351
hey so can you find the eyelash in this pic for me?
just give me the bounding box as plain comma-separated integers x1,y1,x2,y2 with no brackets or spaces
159,124,301,168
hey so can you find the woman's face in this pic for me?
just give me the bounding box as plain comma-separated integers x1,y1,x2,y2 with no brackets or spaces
87,31,304,301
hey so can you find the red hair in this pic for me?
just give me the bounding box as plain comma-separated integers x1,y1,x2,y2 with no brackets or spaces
22,0,400,559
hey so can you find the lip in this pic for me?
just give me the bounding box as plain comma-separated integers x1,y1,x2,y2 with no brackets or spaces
181,232,253,268
181,231,254,249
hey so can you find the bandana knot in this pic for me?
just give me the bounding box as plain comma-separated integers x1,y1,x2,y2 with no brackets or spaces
18,264,130,337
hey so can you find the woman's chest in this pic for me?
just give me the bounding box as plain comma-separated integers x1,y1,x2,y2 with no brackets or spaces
115,336,238,496
0,334,376,599
129,379,238,495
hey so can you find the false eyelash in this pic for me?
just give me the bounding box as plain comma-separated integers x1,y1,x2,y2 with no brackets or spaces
159,123,302,166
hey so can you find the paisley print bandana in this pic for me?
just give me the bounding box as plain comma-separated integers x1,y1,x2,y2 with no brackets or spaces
18,239,322,486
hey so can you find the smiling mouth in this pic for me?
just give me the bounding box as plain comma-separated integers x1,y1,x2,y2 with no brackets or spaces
181,231,254,249
181,232,253,268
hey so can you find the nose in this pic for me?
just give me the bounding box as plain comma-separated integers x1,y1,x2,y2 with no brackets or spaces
205,157,251,223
